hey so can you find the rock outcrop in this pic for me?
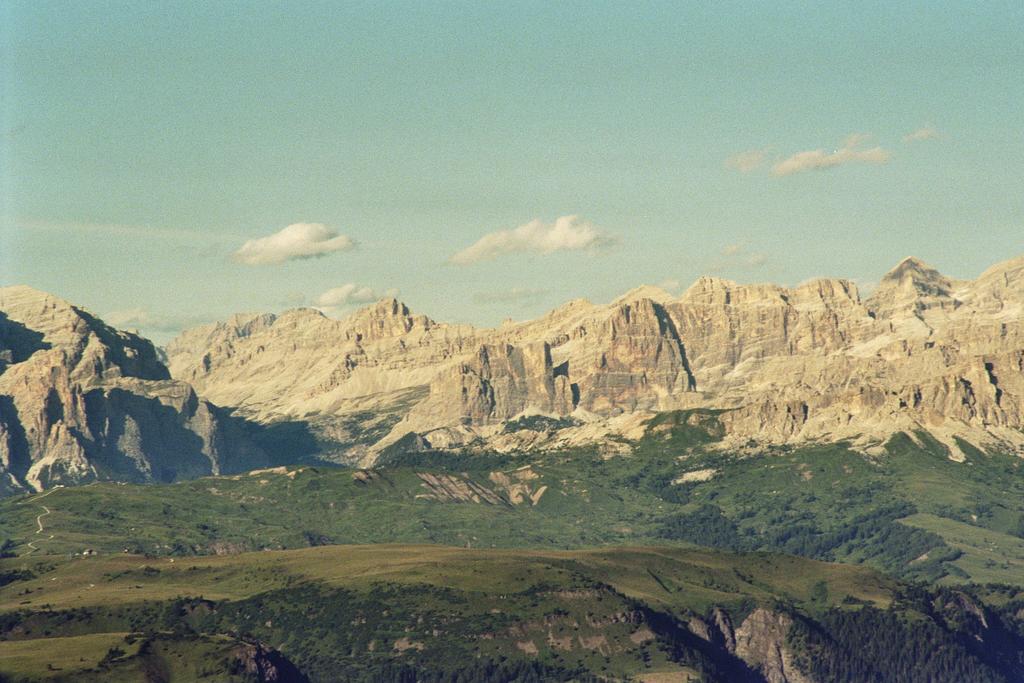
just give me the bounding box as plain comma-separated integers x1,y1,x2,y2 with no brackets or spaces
160,255,1024,461
8,254,1022,482
231,641,309,682
408,342,576,427
0,286,264,494
686,606,815,683
732,609,814,683
164,291,702,458
572,298,695,414
679,256,1024,456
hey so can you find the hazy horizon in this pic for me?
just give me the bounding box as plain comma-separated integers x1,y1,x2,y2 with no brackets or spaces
2,2,1022,343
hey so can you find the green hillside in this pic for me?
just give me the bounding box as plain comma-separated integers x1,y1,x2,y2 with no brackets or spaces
3,414,1022,586
2,414,1024,680
2,544,1023,682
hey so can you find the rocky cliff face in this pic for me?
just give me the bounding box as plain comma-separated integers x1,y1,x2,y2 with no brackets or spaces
686,606,815,683
572,298,695,414
162,290,700,460
684,256,1024,457
409,342,576,427
161,255,1024,461
166,301,478,421
732,609,815,683
8,254,1021,483
0,286,265,494
232,641,309,682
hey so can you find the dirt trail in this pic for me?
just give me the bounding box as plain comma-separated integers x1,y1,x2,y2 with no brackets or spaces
20,488,58,557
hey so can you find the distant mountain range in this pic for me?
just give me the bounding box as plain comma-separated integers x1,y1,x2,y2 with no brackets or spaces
2,254,1022,493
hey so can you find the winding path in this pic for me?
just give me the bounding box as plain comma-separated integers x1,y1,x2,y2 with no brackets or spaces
20,488,58,557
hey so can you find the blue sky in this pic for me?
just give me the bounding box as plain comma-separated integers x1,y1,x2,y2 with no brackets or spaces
2,1,1022,341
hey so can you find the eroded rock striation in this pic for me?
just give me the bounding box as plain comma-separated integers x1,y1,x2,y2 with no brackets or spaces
160,255,1024,462
0,286,264,494
5,254,1023,487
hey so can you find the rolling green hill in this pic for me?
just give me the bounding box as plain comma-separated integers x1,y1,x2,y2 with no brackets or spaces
2,414,1023,680
2,544,1023,682
3,414,1022,586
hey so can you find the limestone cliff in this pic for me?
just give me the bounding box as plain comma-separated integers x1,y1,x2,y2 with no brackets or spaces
0,286,264,494
408,342,575,427
686,607,815,683
160,255,1024,460
8,254,1022,481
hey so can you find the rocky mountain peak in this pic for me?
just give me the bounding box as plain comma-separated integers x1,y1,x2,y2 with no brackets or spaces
791,278,861,306
976,254,1024,283
613,285,674,305
970,255,1024,309
880,256,953,293
868,256,959,325
224,312,278,338
0,285,168,383
148,252,1023,464
0,286,264,494
924,255,1023,325
679,276,740,305
343,298,433,342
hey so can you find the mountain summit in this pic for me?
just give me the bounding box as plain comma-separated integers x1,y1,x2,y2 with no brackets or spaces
0,286,264,494
3,255,1023,493
164,255,1024,465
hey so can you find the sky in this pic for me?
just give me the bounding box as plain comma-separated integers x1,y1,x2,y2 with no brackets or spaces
2,1,1022,343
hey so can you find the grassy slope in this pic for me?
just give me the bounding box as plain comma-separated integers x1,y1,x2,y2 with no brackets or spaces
0,545,894,615
0,632,134,679
3,544,1022,682
3,414,1021,586
901,514,1024,585
0,632,259,683
0,544,895,682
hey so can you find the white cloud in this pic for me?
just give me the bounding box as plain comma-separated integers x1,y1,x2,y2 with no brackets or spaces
105,308,207,335
741,253,768,268
315,284,380,308
472,287,549,305
771,134,890,176
314,284,394,317
902,125,938,143
233,223,355,265
708,243,768,272
449,215,615,265
724,148,767,173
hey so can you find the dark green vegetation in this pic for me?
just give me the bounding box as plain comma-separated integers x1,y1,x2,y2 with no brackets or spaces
3,412,1022,585
1,411,1023,680
1,545,1023,682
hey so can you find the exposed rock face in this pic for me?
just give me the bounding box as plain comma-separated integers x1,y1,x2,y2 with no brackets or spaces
687,606,814,683
406,342,574,428
8,255,1019,491
732,609,814,683
866,256,960,330
161,255,1024,460
164,292,699,458
0,286,264,494
232,641,309,682
671,276,874,380
166,300,477,420
646,256,1024,456
573,298,695,414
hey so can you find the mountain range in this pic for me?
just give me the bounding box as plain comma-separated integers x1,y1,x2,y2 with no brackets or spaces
1,254,1022,494
3,255,1024,682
